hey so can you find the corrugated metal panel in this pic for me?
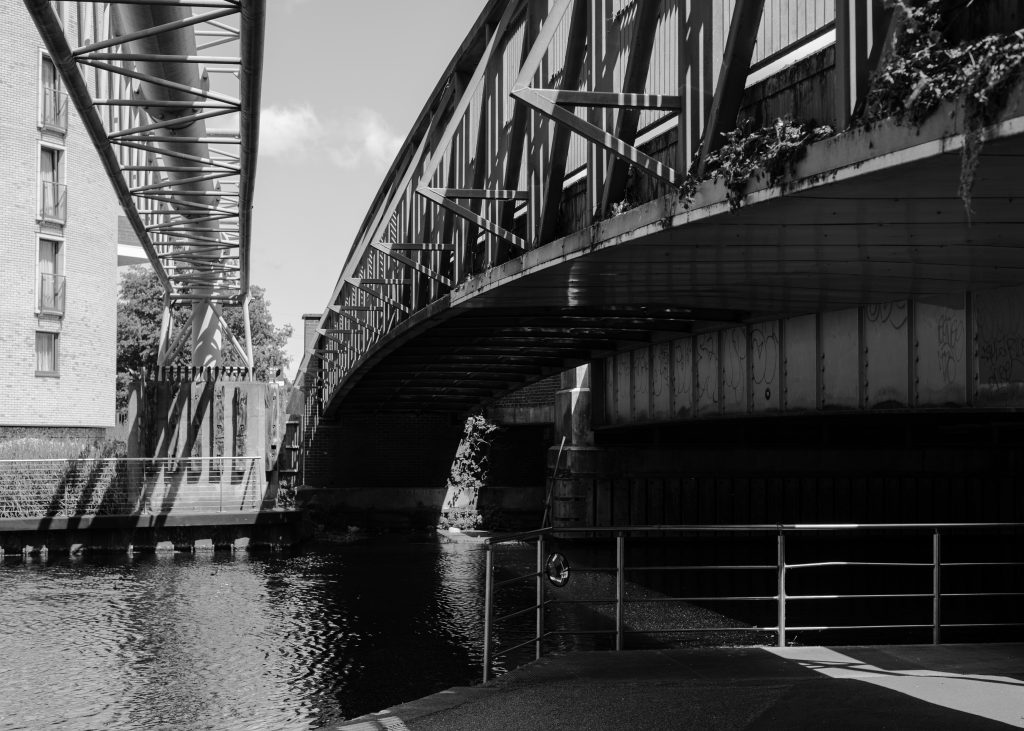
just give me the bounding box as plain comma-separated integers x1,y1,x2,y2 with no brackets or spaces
915,294,967,407
695,332,719,415
671,336,693,418
863,301,910,408
750,320,781,412
821,308,859,409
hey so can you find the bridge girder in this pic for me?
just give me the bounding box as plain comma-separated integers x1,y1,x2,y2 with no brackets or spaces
298,1,1024,419
25,0,265,370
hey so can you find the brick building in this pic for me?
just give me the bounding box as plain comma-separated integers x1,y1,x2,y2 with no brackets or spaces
0,2,121,438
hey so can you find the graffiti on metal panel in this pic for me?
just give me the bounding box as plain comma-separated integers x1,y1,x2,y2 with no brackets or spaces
671,340,691,408
695,335,718,406
865,301,908,329
723,329,746,403
652,345,669,400
750,325,780,400
936,313,965,385
634,349,650,410
976,293,1024,386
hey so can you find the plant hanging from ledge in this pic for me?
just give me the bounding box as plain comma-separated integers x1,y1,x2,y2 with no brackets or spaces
698,118,835,209
439,414,499,531
863,0,1024,214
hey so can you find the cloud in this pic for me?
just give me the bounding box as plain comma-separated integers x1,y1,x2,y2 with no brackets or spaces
259,104,324,158
328,109,404,170
260,105,403,171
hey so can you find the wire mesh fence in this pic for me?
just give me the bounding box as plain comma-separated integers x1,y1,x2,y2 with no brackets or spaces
0,457,266,519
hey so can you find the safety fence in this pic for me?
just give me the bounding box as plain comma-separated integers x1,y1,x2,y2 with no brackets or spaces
0,456,266,519
481,523,1024,682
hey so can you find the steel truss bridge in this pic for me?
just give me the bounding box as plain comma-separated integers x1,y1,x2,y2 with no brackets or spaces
299,0,1024,422
25,0,264,371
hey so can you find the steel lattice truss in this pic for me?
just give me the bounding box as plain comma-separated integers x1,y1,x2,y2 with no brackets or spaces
301,0,893,417
24,0,264,307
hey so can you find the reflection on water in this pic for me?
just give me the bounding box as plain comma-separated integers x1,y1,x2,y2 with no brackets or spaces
0,536,530,730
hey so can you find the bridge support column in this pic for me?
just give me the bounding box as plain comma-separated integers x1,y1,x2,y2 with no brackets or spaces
548,365,606,528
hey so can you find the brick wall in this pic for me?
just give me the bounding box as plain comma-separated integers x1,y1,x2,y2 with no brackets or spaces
302,313,321,353
486,374,559,425
489,374,559,408
0,4,118,429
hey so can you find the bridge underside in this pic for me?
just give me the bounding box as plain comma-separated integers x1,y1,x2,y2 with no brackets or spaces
329,105,1024,415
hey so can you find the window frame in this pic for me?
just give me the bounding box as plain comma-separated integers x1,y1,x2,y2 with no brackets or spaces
38,50,67,133
37,140,67,224
35,331,60,378
36,234,66,317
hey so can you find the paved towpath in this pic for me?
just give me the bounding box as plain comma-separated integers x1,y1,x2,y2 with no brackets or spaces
333,643,1024,730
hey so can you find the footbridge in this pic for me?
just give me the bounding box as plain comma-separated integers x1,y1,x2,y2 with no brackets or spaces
298,0,1024,533
26,0,264,369
7,2,301,551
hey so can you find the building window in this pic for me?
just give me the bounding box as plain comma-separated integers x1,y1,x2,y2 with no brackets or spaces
38,238,65,315
36,332,59,377
40,55,68,132
78,3,94,46
39,146,66,223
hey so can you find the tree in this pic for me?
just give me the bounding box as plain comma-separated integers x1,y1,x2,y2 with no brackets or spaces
116,266,293,411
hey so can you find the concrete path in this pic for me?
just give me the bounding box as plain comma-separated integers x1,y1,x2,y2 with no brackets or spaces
333,644,1024,730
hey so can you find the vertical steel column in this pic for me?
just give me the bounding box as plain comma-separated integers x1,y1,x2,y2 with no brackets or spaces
483,543,494,683
242,291,254,381
157,293,172,366
615,532,625,651
933,529,942,645
536,534,545,660
777,530,787,647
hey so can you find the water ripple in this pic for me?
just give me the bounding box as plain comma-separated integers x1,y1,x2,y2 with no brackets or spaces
0,537,537,730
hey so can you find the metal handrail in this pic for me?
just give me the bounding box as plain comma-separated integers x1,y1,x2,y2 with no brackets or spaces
41,85,68,131
38,273,65,315
480,522,1024,682
0,455,267,520
39,181,66,222
0,456,262,463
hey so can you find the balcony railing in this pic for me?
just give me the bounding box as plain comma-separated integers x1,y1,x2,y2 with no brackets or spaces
39,181,66,223
39,273,65,315
41,86,68,132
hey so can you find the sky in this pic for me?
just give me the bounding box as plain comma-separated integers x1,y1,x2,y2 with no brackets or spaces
250,1,487,377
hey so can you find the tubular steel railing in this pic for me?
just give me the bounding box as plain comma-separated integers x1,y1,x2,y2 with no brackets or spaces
39,181,66,223
481,523,1024,682
41,85,68,132
0,456,266,519
39,273,65,315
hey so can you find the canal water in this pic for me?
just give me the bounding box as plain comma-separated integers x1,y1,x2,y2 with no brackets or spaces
0,535,535,731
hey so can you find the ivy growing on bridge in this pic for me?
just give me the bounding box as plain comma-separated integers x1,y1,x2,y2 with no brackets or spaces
863,0,1024,214
697,119,835,209
439,414,499,531
656,0,1024,215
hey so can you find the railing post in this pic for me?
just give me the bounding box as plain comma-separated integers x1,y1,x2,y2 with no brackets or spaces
933,529,941,645
616,532,625,651
777,530,786,648
483,543,494,683
536,533,545,661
